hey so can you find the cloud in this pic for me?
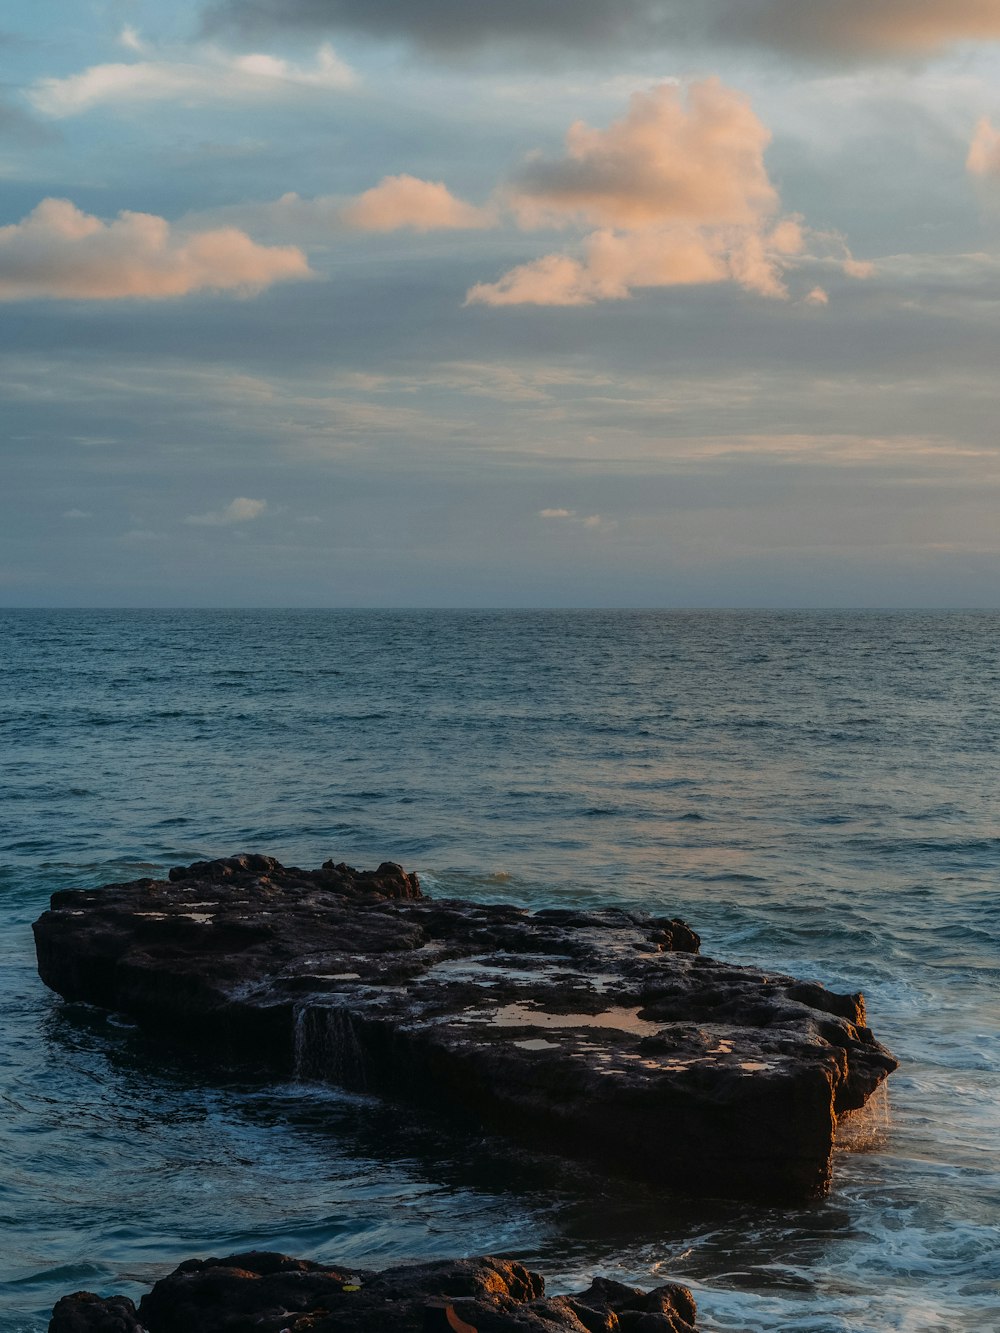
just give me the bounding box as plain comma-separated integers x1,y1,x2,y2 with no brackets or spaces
118,26,149,55
204,0,666,51
968,116,1000,177
464,226,844,308
184,177,493,242
722,1,1000,60
842,256,876,280
28,41,356,118
173,78,866,313
62,508,93,519
508,80,777,230
341,175,494,232
185,78,864,310
0,198,311,301
186,496,267,525
538,507,610,530
468,81,818,307
203,0,1000,62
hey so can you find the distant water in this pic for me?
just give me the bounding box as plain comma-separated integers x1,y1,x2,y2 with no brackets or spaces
1,609,998,1333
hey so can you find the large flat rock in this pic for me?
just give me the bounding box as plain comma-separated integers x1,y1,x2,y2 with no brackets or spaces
49,1251,699,1332
33,854,897,1201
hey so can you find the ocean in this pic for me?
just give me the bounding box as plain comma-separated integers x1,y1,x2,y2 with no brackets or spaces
1,609,998,1332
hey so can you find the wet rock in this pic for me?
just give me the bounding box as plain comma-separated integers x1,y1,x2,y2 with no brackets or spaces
32,855,897,1200
49,1292,143,1332
49,1252,698,1333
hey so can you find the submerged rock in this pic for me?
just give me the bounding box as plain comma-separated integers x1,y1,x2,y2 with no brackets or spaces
33,854,897,1201
48,1252,699,1332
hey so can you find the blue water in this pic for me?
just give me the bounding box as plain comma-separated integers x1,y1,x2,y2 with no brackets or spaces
1,609,998,1333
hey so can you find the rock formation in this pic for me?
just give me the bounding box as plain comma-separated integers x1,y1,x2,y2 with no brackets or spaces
33,854,897,1201
49,1252,699,1332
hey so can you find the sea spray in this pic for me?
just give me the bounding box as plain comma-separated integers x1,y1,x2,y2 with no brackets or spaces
835,1079,891,1153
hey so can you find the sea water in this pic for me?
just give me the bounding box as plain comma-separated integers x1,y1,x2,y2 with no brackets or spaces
1,609,997,1332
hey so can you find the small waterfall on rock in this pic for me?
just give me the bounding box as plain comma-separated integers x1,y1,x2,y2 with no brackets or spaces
293,1004,368,1088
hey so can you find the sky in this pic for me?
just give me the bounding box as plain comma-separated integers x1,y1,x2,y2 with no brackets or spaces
4,1,1000,607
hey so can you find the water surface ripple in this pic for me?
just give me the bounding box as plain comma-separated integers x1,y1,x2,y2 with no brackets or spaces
1,610,998,1332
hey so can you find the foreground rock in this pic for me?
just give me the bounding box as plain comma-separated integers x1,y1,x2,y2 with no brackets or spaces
49,1252,698,1332
33,854,897,1201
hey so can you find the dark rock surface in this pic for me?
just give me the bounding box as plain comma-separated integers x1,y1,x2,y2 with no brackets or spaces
49,1252,699,1332
33,854,897,1201
49,1292,144,1333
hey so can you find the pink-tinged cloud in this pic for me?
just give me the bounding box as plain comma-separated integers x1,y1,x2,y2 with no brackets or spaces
467,223,800,307
509,80,778,229
842,257,875,279
469,80,817,307
468,229,729,307
341,174,493,232
469,254,601,307
0,198,312,301
968,116,1000,177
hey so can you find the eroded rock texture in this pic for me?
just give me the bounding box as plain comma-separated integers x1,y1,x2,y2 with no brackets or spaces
33,854,897,1200
49,1252,699,1333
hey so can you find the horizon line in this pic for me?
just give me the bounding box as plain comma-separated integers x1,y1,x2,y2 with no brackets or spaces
2,605,998,614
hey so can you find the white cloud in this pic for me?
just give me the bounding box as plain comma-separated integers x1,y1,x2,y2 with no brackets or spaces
539,507,575,518
118,26,149,55
62,508,93,519
28,42,356,118
186,497,268,526
0,198,311,301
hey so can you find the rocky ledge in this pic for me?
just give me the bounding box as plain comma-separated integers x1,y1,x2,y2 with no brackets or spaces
33,854,897,1201
49,1252,698,1332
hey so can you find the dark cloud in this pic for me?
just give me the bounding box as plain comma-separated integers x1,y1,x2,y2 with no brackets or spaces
203,0,1000,61
724,0,1000,59
203,0,677,53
